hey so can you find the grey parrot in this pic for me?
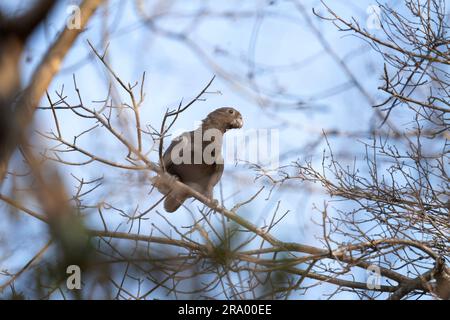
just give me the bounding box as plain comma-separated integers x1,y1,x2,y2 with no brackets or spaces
161,107,243,212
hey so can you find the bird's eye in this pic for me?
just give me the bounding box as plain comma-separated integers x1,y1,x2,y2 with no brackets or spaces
228,109,234,114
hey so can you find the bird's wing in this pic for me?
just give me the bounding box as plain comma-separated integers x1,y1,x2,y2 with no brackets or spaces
162,132,190,174
205,163,224,196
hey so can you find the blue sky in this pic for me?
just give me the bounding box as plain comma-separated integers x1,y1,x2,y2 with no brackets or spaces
0,0,412,299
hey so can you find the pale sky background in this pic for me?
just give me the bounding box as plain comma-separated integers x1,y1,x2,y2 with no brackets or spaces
0,0,419,299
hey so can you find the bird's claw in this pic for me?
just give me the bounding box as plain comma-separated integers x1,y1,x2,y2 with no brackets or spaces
154,173,179,194
210,199,219,208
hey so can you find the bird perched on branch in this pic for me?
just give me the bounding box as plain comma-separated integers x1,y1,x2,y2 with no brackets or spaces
160,107,243,212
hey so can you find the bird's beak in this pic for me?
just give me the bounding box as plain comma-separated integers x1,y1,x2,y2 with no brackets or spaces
231,117,243,129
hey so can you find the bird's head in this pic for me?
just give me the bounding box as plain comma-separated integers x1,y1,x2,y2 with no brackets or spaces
202,107,243,132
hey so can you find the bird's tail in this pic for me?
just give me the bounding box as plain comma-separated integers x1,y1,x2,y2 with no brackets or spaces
164,193,187,212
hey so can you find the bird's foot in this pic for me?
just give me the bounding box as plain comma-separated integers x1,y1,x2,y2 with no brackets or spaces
154,173,179,194
210,199,219,208
166,174,180,186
